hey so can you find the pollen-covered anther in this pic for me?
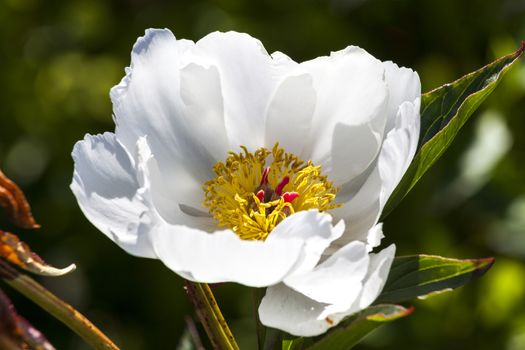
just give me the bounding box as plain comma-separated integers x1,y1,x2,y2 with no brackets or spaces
203,144,341,241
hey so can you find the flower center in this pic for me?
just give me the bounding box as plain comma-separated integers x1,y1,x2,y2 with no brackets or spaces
203,144,340,241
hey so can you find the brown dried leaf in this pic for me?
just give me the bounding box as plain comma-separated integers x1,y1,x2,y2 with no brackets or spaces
0,287,56,350
0,231,75,277
0,170,39,229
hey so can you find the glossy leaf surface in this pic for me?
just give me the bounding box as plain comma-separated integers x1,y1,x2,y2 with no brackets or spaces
305,304,413,350
382,43,525,218
376,255,494,304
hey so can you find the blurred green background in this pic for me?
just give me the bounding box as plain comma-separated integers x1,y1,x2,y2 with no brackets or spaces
0,0,524,348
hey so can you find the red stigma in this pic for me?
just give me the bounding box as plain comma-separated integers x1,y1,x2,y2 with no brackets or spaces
260,167,270,185
275,176,289,195
283,192,299,203
256,190,265,202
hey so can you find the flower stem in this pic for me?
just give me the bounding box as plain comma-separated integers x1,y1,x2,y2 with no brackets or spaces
0,259,119,350
252,288,266,350
184,281,240,350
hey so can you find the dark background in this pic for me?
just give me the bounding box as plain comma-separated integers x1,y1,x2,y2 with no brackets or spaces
1,0,525,349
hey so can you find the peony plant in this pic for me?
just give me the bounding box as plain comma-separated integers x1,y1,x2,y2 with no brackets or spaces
69,29,524,349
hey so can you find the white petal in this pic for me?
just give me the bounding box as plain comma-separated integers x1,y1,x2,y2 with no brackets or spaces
179,62,230,162
153,225,299,287
383,61,421,132
317,244,395,322
259,283,336,336
195,31,285,151
284,241,369,310
331,167,382,245
111,29,230,220
138,137,215,231
271,51,299,73
264,73,316,155
70,133,156,258
152,211,342,287
258,244,396,337
329,122,382,184
366,223,385,252
271,212,345,278
300,46,388,172
378,100,420,208
333,100,420,246
359,244,396,308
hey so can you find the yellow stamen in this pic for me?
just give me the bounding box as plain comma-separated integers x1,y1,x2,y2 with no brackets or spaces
203,144,340,241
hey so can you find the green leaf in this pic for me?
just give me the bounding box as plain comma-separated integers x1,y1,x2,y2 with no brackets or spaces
269,255,493,350
282,337,305,350
305,304,413,350
376,255,494,304
381,42,525,218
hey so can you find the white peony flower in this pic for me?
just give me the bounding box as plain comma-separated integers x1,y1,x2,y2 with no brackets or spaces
71,29,420,336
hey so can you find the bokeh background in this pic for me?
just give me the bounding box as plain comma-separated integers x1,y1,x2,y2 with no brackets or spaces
1,0,525,349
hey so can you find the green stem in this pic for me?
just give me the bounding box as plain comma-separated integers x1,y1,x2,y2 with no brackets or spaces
184,281,240,350
252,288,266,350
0,259,119,350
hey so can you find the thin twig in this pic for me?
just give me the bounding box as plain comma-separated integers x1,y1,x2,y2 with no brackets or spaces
184,281,239,350
201,283,238,348
0,259,119,350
